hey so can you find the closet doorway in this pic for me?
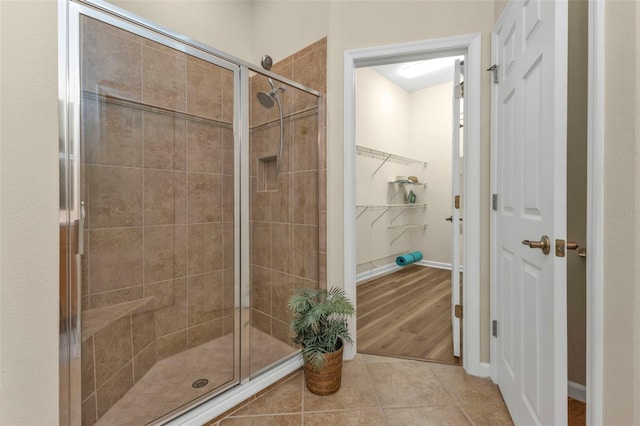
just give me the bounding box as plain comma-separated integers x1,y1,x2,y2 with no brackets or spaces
354,55,464,365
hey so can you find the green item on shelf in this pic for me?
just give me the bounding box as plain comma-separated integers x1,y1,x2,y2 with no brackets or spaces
407,190,416,204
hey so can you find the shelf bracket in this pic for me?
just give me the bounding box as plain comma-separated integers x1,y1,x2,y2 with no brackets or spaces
390,208,408,224
356,206,369,220
371,207,391,226
371,153,392,177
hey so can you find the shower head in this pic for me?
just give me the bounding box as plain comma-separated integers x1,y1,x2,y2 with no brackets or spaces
256,82,285,109
257,90,275,109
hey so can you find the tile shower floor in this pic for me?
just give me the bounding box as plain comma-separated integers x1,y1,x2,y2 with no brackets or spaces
211,354,514,426
96,328,294,426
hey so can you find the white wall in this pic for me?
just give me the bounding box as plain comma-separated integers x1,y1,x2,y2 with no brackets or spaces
410,82,454,265
355,69,454,273
0,1,60,423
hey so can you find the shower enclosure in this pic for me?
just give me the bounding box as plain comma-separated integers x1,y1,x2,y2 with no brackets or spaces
59,2,323,425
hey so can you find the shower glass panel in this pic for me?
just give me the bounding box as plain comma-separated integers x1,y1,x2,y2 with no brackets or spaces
78,15,238,425
248,72,321,376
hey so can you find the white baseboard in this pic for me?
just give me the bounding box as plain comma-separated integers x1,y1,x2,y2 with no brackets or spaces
356,262,400,284
357,260,465,284
417,260,452,270
568,381,586,403
416,260,465,272
478,362,491,378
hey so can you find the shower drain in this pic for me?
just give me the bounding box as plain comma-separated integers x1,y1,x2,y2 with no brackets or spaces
192,378,209,389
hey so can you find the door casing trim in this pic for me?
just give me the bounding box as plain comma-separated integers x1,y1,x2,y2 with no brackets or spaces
343,33,483,376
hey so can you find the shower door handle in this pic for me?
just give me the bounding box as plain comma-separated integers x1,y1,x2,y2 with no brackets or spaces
75,201,86,255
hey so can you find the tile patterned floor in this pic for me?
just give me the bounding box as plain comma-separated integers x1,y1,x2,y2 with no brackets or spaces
96,328,294,425
212,354,514,425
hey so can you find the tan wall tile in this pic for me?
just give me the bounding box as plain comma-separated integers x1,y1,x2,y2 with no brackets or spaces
188,318,223,348
96,362,133,418
143,170,186,226
293,171,318,226
293,225,319,281
188,173,223,223
156,330,188,360
133,342,157,383
293,116,318,172
223,268,235,316
251,266,272,314
82,393,97,426
81,337,95,401
142,44,186,111
187,57,223,121
271,272,295,322
143,112,186,171
251,221,271,268
132,309,155,355
186,121,224,174
251,178,271,221
188,223,223,275
222,70,234,124
223,174,235,223
94,315,132,388
293,47,326,94
188,271,224,326
144,225,187,283
222,128,234,175
151,278,188,337
90,286,143,309
271,172,294,224
84,101,143,167
82,18,142,101
271,224,293,274
251,309,271,335
87,165,143,228
89,228,143,294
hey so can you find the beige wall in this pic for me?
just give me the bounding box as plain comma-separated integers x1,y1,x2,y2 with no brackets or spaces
109,0,253,62
603,1,639,423
567,0,588,387
0,1,60,424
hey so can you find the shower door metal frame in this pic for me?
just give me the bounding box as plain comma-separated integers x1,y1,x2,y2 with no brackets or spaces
59,3,246,425
59,1,321,425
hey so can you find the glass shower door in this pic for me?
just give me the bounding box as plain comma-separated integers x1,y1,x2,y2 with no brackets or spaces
76,11,238,425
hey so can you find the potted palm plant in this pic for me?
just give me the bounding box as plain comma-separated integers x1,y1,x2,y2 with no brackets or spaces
288,287,355,395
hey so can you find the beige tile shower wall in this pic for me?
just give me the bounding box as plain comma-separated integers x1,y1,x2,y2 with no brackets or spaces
80,18,235,422
249,38,327,346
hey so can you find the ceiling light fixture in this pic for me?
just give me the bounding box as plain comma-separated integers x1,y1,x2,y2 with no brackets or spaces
397,56,464,79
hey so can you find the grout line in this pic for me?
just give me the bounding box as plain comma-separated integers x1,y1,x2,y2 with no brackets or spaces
359,353,387,424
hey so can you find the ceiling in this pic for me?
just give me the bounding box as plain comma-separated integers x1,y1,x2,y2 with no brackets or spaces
371,55,464,93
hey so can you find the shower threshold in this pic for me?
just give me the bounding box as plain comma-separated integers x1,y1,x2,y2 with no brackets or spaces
94,328,294,426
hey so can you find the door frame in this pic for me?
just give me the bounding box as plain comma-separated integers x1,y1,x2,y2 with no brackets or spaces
586,0,605,423
343,33,484,376
489,0,605,422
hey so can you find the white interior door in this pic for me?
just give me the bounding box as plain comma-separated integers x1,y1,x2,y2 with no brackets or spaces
450,59,462,358
493,0,568,424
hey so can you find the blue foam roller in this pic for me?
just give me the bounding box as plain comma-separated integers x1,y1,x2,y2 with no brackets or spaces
395,253,415,266
409,251,423,262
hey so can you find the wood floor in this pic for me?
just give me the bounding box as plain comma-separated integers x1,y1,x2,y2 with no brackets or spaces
568,398,586,426
357,264,461,365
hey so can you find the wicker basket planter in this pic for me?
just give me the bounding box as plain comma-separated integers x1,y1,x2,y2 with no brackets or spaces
303,341,344,395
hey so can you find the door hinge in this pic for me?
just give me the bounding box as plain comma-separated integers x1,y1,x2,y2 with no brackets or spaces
492,320,498,337
455,81,464,99
487,64,499,83
454,304,463,319
454,195,460,209
492,193,498,211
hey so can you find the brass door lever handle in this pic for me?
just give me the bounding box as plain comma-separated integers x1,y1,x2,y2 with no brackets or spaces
522,235,551,255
